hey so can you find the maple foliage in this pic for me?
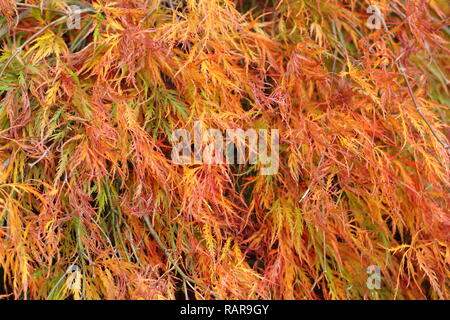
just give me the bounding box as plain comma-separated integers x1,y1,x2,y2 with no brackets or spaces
0,0,449,300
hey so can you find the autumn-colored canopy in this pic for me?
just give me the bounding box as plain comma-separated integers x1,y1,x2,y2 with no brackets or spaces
0,0,448,299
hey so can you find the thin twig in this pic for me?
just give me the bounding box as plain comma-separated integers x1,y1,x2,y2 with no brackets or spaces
398,60,449,150
381,18,449,151
0,8,94,80
16,3,65,14
183,279,189,300
28,147,50,167
47,256,79,299
143,216,221,299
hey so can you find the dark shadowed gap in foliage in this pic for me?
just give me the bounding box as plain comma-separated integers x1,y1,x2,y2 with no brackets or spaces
236,0,278,14
176,40,193,54
160,136,175,160
385,216,412,245
240,226,268,273
263,75,276,97
313,284,325,300
174,277,197,300
162,0,187,13
305,273,326,299
421,279,433,299
240,224,273,274
161,71,176,90
330,174,342,203
244,249,265,272
346,210,358,237
0,267,13,299
240,95,253,112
